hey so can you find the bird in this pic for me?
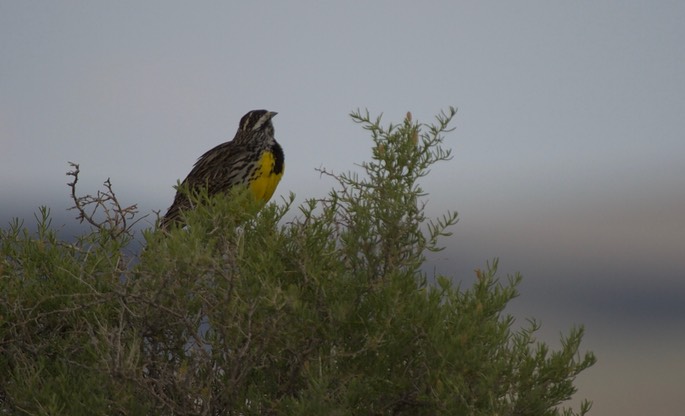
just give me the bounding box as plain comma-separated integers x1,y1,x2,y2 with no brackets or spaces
160,109,284,229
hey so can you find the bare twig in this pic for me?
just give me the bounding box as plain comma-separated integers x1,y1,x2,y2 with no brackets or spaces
66,162,147,240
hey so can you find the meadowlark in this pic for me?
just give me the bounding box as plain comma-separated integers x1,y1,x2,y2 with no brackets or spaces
160,109,284,229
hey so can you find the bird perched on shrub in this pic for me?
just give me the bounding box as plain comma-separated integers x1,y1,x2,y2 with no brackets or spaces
160,109,284,229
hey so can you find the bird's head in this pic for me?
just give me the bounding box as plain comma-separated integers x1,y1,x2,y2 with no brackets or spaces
238,109,278,137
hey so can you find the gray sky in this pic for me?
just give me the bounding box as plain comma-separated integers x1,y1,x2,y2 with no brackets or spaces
2,2,684,414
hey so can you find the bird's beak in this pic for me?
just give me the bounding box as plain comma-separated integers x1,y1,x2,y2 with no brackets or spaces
268,111,278,118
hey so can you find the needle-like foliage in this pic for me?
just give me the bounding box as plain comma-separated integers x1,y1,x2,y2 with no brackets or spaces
0,109,595,415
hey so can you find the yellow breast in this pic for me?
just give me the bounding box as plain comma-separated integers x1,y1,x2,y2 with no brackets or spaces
249,150,284,203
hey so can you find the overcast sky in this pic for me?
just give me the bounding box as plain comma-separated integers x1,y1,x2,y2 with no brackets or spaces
2,2,684,414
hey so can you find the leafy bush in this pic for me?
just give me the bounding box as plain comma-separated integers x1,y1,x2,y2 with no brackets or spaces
0,109,595,415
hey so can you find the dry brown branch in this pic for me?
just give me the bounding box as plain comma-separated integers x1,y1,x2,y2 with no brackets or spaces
66,162,147,240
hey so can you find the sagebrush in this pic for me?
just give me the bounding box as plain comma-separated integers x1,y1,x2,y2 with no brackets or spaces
0,108,595,415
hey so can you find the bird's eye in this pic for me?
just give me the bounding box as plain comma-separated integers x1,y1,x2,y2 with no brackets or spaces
252,115,270,131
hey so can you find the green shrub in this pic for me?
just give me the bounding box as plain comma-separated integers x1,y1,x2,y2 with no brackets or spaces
0,109,595,415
